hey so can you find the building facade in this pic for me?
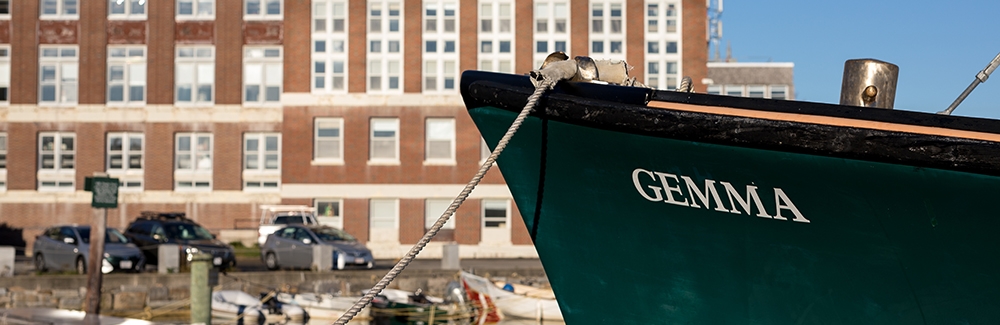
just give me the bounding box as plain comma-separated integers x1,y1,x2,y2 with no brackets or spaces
0,0,707,259
705,61,795,100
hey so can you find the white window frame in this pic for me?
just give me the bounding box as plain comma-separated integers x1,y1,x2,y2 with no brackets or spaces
243,132,280,191
38,132,75,192
589,1,625,61
370,198,399,229
106,132,144,191
314,117,344,164
175,46,215,106
423,1,458,93
644,1,681,90
311,0,349,94
707,84,722,95
315,198,344,229
244,46,282,106
482,199,510,229
108,0,147,20
0,45,9,105
39,46,78,106
245,0,282,20
425,199,456,229
0,132,7,191
367,1,403,93
177,0,214,20
425,118,455,165
770,85,788,100
747,85,766,98
107,45,146,106
369,117,399,164
40,0,79,20
724,85,744,97
174,132,213,191
532,0,568,68
478,0,514,73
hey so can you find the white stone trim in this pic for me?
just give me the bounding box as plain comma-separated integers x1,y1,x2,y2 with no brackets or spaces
2,105,282,123
282,184,512,199
282,93,463,107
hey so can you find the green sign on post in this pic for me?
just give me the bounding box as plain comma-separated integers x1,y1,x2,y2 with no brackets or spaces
85,177,119,208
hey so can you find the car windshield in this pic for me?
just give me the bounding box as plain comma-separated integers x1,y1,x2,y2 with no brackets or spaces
274,215,310,224
163,223,215,240
312,227,356,242
78,228,130,244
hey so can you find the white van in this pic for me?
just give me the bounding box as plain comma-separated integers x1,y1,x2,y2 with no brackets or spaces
257,205,319,246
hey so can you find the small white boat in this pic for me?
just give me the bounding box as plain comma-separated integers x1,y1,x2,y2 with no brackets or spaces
212,290,307,324
461,271,564,322
276,292,370,320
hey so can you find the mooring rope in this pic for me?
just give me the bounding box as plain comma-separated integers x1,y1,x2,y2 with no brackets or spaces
333,74,566,325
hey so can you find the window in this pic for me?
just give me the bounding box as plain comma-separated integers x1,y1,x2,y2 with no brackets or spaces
106,132,144,191
38,132,75,191
707,85,722,95
725,85,744,97
314,117,344,163
175,46,214,105
425,199,455,241
423,1,458,92
532,1,567,68
315,199,343,228
244,47,282,105
645,1,681,90
770,85,788,100
370,118,399,162
0,133,6,191
243,132,280,190
590,1,624,60
41,0,79,19
39,46,78,105
748,85,766,98
0,1,9,17
482,199,508,228
479,1,514,73
370,198,398,229
368,1,402,93
174,132,212,190
425,118,455,164
245,0,281,19
480,137,490,163
108,46,146,105
109,0,146,19
177,0,214,19
312,0,348,93
0,46,8,104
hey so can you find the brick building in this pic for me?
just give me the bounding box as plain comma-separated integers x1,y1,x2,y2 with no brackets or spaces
0,0,707,259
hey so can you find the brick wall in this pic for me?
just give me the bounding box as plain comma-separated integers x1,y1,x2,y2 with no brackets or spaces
570,0,589,57
459,0,478,73
217,0,243,105
625,0,645,81
148,0,175,104
80,0,108,105
11,0,38,104
404,0,423,93
514,0,533,73
348,0,367,93
284,0,309,93
682,0,708,92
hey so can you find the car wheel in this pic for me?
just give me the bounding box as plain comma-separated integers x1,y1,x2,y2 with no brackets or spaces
34,254,47,272
76,257,87,274
264,252,279,270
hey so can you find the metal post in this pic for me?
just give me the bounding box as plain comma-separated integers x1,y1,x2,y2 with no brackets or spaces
840,59,899,109
190,252,213,325
85,208,107,314
938,52,1000,115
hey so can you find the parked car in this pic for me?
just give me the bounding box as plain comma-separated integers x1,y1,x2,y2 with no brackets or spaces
123,212,236,269
33,225,144,274
260,225,374,270
257,205,320,246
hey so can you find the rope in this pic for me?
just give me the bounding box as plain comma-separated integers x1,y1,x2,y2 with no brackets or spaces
334,77,561,325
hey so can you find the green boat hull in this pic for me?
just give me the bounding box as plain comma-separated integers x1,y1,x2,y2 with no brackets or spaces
470,104,1000,324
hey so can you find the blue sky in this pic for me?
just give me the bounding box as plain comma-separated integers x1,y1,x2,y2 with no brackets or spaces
722,0,1000,119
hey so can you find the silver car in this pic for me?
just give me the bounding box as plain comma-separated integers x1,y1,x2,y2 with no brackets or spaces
33,225,145,274
261,225,374,270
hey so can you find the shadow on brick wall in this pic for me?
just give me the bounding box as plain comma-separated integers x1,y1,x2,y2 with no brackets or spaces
0,223,27,256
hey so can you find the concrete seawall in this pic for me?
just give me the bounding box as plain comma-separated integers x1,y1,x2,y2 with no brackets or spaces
0,268,550,313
